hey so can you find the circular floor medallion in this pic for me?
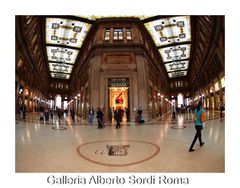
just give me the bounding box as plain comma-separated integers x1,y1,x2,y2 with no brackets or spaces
76,140,160,167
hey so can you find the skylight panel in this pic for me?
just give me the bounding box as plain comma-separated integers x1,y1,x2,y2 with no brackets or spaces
144,16,191,47
50,72,70,79
46,46,79,64
168,70,188,78
46,18,91,48
164,61,189,72
49,63,73,74
159,44,191,63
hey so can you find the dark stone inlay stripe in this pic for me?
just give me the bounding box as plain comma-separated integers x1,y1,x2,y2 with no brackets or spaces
52,126,67,130
171,125,187,129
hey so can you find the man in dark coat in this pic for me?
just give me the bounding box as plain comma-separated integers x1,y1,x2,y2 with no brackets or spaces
96,107,103,129
116,108,122,129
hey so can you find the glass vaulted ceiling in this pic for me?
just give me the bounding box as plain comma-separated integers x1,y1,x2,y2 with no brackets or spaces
45,17,91,79
144,16,191,78
45,16,191,80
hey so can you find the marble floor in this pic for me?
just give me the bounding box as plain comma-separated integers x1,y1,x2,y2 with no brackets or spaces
15,111,224,172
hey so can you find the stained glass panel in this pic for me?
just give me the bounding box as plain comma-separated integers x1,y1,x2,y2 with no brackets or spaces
46,46,79,64
46,18,91,48
144,16,191,47
49,63,73,74
51,72,70,79
164,61,189,72
168,71,188,78
159,44,191,63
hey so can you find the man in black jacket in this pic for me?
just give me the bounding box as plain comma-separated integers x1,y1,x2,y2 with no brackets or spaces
116,108,122,129
96,107,103,129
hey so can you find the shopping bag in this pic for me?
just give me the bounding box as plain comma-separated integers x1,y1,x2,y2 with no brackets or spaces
200,113,206,123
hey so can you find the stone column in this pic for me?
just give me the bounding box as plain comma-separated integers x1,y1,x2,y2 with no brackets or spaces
136,55,150,121
156,91,160,116
61,95,64,110
130,72,138,122
83,89,87,119
15,81,19,114
99,74,108,120
151,88,156,118
89,55,101,109
203,90,207,108
104,76,109,120
123,28,127,43
96,26,104,44
127,74,132,121
210,83,215,110
218,76,223,101
76,97,80,117
213,82,218,110
99,74,105,109
24,88,30,112
110,28,113,44
79,93,83,118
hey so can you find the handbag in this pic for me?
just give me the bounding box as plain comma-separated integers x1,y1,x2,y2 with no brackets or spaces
200,113,206,123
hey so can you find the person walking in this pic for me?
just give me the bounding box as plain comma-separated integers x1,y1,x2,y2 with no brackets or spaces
19,103,23,119
70,108,75,121
39,106,44,122
89,107,94,125
116,108,122,129
137,107,143,124
22,103,26,120
172,105,176,120
113,107,117,122
96,107,103,129
50,108,54,121
125,107,130,122
107,107,112,124
219,98,224,118
44,107,49,121
189,100,205,152
57,108,61,120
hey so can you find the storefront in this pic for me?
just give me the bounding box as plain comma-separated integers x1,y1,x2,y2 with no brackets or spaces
108,78,129,110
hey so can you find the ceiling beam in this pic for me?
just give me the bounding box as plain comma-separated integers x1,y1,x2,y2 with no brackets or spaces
41,15,95,24
142,15,180,23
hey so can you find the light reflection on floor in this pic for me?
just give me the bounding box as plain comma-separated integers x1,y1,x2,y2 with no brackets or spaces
15,111,224,172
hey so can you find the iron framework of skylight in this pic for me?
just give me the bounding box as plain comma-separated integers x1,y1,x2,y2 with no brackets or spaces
76,15,150,20
45,17,92,79
144,16,191,78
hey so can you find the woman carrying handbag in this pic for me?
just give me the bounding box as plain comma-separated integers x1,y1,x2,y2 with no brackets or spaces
189,100,205,152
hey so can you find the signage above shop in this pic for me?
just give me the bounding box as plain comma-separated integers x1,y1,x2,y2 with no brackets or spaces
108,78,129,87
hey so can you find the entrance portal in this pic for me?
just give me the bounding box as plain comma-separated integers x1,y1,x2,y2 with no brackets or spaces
108,78,129,110
109,87,129,110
